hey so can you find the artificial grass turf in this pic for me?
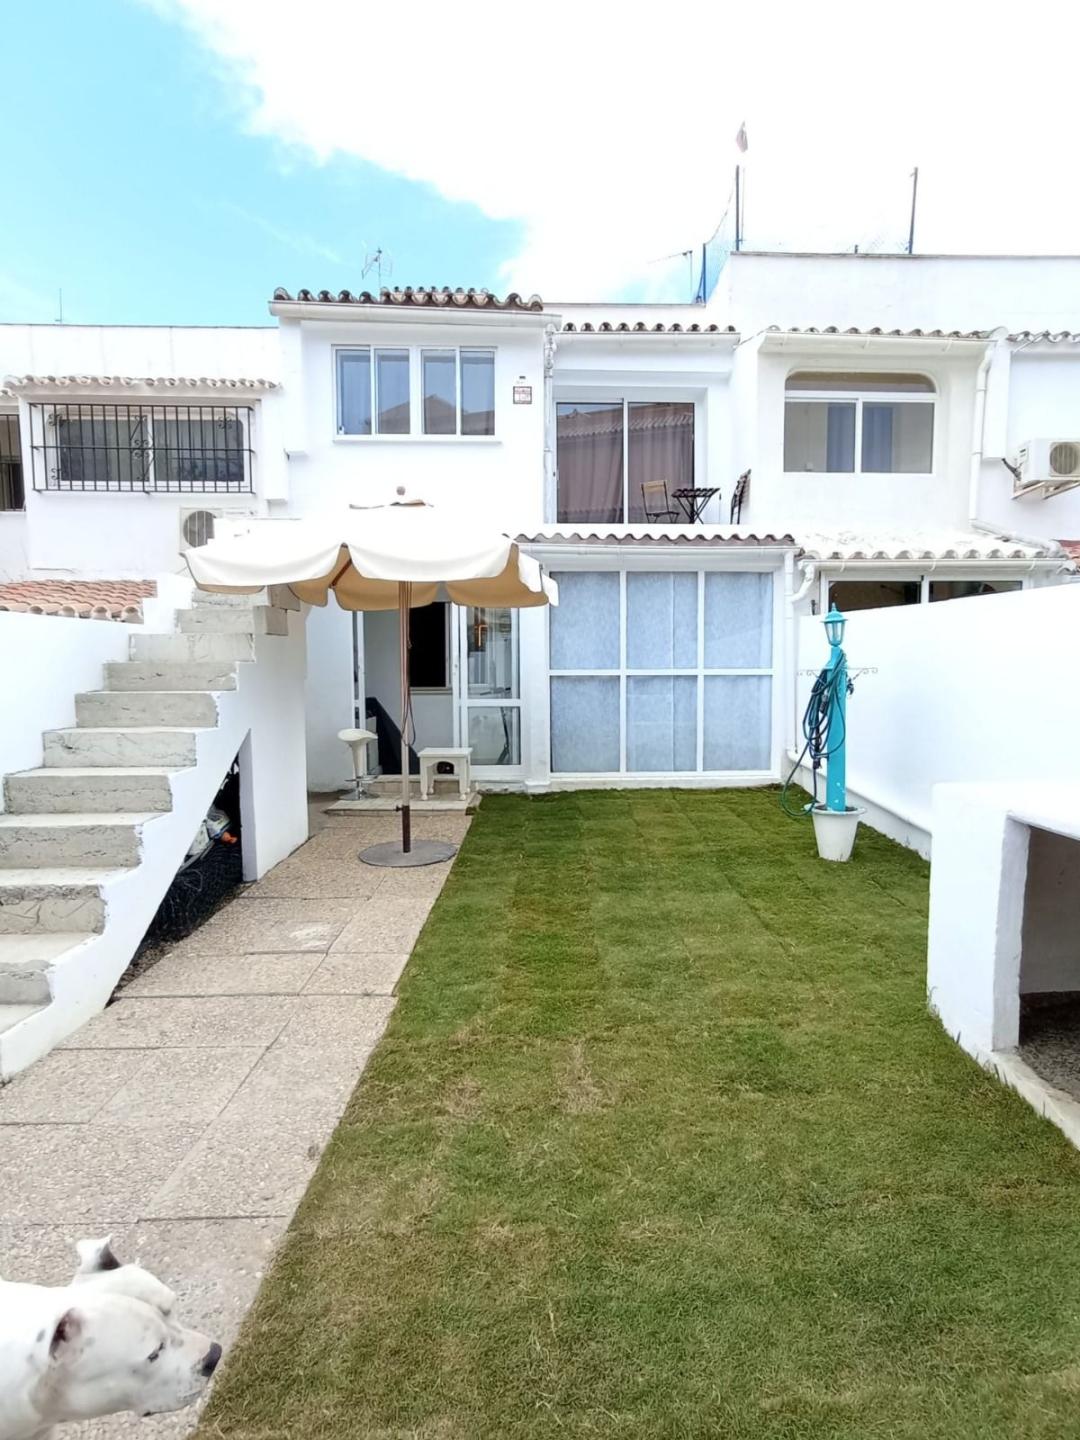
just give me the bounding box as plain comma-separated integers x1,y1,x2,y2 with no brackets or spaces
200,790,1080,1439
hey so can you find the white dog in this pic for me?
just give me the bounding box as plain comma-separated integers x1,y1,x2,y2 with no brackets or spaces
0,1236,221,1440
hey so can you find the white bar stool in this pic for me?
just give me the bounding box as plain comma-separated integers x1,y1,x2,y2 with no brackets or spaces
338,727,378,798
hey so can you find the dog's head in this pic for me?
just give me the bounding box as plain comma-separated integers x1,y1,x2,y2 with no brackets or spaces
30,1237,221,1425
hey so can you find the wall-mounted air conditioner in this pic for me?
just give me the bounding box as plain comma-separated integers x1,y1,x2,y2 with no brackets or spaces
1013,440,1080,500
178,508,255,552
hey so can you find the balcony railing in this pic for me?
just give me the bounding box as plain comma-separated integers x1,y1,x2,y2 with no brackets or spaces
27,402,254,494
0,414,24,511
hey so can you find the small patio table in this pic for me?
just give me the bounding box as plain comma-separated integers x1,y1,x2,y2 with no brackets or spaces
671,486,720,523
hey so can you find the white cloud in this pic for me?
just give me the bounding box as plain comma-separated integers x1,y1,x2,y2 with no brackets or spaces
216,201,343,264
150,0,1080,300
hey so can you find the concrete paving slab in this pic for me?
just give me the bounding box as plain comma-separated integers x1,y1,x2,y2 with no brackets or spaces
275,994,396,1049
58,996,295,1050
219,1041,376,1129
123,951,323,998
302,950,412,995
97,1047,264,1124
330,897,431,953
144,1120,334,1220
0,1049,145,1123
165,898,356,955
0,1123,204,1224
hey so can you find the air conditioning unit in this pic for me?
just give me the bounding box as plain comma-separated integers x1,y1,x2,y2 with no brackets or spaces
1013,440,1080,499
178,508,255,552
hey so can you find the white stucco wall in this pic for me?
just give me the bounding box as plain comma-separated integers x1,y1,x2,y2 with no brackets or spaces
282,315,547,534
713,253,1080,334
797,586,1080,849
742,342,980,534
0,323,284,581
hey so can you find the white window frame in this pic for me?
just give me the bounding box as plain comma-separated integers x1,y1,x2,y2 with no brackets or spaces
453,606,524,775
548,568,774,778
39,403,251,493
555,397,698,525
820,571,1029,612
334,344,497,440
783,375,936,476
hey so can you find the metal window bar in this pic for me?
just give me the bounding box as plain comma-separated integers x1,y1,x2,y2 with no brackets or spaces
28,402,254,494
0,414,25,511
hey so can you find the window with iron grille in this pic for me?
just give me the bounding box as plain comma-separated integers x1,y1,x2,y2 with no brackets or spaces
0,414,24,511
26,403,254,494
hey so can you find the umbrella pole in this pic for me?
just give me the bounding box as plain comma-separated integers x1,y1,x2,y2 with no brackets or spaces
399,581,411,854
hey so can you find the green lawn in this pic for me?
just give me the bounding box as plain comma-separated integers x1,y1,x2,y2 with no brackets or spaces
201,790,1080,1439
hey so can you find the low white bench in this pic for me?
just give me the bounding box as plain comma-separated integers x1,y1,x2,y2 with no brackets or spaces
418,746,472,800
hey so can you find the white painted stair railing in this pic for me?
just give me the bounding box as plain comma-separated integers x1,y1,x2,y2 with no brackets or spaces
0,589,309,1079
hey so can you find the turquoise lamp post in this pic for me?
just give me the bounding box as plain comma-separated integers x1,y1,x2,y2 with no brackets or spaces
822,606,847,813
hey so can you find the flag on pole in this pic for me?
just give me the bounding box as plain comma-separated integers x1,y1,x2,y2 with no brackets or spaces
735,122,748,153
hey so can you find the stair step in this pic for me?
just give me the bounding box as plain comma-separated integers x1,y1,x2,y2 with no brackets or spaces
178,606,287,636
0,1002,46,1038
45,726,205,768
0,933,94,1003
105,660,238,692
5,768,176,815
131,632,255,663
76,690,219,728
193,588,265,608
0,868,120,935
0,813,156,868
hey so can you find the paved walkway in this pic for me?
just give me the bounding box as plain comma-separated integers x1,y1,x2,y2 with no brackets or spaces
0,809,469,1438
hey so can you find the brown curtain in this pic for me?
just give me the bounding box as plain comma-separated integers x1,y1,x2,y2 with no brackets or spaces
627,403,694,522
556,403,623,525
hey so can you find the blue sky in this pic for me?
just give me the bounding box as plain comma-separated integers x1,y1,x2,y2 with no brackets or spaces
1,2,1074,328
0,2,520,326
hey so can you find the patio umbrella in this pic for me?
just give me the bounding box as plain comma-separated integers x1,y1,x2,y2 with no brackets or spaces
184,493,557,867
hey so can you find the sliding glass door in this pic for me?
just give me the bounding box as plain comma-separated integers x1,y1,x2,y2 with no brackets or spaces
454,606,522,772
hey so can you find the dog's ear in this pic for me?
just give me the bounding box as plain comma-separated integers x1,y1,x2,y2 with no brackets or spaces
49,1309,82,1360
75,1235,122,1276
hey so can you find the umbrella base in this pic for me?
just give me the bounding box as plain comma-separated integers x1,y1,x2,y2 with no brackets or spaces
359,839,459,868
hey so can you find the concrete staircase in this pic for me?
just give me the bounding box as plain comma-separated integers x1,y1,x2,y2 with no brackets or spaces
0,590,296,1078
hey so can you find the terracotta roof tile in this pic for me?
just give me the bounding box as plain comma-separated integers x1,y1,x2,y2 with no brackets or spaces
273,286,543,313
0,580,156,621
1058,539,1080,561
560,321,735,334
765,325,988,340
1009,331,1080,344
4,375,276,391
520,528,795,547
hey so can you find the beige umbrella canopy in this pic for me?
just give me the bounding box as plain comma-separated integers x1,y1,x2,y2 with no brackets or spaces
185,496,557,866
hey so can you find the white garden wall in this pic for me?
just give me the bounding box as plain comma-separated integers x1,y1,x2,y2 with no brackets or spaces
795,585,1080,853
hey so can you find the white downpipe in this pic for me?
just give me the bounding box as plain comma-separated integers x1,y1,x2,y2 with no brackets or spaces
784,557,816,757
968,328,1008,530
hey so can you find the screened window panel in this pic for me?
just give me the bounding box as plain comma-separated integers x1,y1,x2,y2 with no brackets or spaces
461,350,495,436
56,415,141,489
556,402,624,524
861,402,933,473
156,414,244,488
468,706,520,766
549,572,620,670
626,571,697,668
375,349,410,434
703,573,772,667
703,676,771,770
337,349,372,435
626,676,697,772
626,402,694,521
422,350,457,435
784,401,855,472
551,677,620,772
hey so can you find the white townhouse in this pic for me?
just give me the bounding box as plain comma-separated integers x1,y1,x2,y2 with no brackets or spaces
2,252,1079,795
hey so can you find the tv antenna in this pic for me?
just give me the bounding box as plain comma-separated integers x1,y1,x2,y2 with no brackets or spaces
361,246,393,288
